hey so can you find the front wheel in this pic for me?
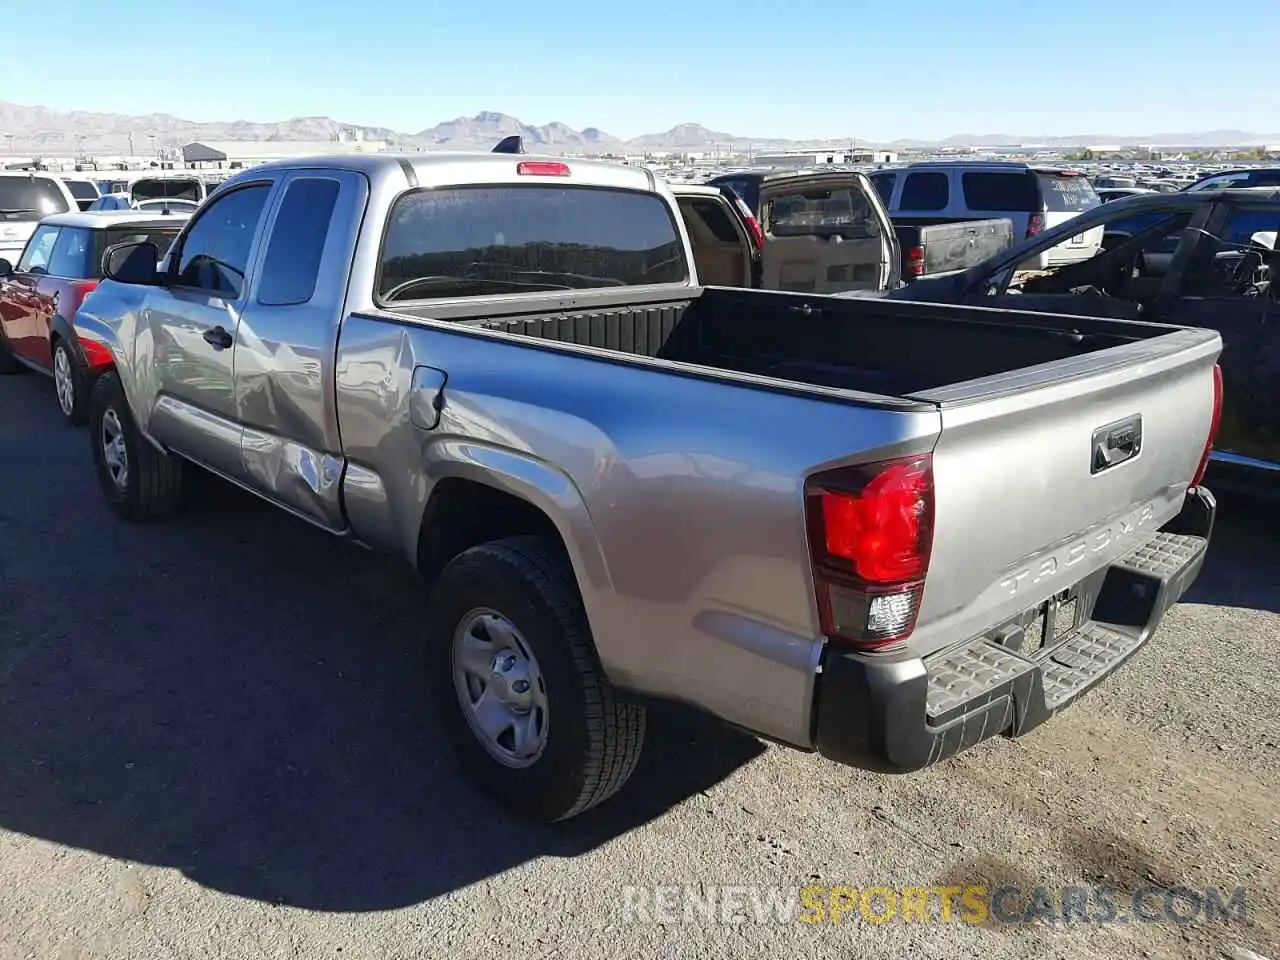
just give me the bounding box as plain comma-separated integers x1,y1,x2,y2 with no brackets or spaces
52,338,89,425
89,371,184,521
427,536,646,821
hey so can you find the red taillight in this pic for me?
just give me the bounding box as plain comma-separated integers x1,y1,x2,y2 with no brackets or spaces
1026,213,1045,238
729,195,764,250
1191,363,1223,487
805,455,934,650
67,280,99,321
78,335,114,370
516,161,570,177
905,245,925,278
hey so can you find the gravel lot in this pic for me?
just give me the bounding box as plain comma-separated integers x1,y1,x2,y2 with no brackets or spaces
1,371,1276,960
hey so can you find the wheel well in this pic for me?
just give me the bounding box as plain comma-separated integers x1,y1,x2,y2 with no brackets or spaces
417,478,567,585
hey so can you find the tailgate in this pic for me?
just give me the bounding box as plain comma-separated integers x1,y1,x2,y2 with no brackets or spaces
920,219,1015,276
905,326,1221,657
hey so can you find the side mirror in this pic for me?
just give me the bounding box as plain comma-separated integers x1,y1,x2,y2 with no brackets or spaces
0,259,12,278
102,241,161,285
1250,230,1277,251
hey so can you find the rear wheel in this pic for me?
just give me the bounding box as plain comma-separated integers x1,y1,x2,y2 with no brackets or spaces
52,338,90,425
89,371,184,521
427,535,645,821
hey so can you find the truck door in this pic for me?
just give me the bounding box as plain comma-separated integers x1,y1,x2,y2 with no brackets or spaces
673,189,755,287
142,180,275,479
233,169,366,531
757,174,895,293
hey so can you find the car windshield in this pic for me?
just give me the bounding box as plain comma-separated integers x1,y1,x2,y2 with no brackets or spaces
0,177,71,219
131,179,202,203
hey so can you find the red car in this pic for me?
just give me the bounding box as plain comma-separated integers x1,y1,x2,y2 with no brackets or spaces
0,211,188,424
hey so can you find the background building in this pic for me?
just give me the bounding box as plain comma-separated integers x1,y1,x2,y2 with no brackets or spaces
181,128,388,169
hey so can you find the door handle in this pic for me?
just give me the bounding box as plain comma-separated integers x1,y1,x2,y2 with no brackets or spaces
202,326,233,349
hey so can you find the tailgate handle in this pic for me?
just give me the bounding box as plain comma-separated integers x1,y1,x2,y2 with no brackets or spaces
1091,414,1143,474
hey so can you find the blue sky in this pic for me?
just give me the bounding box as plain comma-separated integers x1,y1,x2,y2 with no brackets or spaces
4,0,1279,141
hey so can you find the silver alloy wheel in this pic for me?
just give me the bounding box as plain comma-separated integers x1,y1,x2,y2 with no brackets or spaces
100,408,129,491
452,607,550,768
53,344,75,417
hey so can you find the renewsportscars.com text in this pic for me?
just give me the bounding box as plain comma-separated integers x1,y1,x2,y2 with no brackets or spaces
620,884,1248,926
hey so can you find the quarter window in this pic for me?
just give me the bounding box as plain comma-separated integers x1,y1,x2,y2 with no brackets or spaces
898,172,949,212
47,227,94,278
257,178,341,306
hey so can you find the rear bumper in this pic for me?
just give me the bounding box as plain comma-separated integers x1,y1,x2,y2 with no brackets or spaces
813,487,1215,773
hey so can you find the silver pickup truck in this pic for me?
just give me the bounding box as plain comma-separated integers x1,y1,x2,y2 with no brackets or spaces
75,153,1223,822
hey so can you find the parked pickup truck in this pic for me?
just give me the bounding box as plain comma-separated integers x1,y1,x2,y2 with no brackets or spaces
76,153,1221,822
893,218,1014,284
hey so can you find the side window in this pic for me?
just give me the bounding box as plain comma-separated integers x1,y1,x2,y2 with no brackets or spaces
46,227,94,278
257,178,341,306
1190,173,1252,192
17,226,59,273
898,172,948,212
962,172,1040,212
685,198,742,244
1219,208,1280,247
173,184,272,297
869,173,896,204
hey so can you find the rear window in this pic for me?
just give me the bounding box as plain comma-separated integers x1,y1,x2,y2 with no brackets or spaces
961,171,1040,211
1036,173,1100,212
97,226,184,275
136,198,200,213
377,186,686,302
0,176,70,220
132,179,202,203
766,186,880,239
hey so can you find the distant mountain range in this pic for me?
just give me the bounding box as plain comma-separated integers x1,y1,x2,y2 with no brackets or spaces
1,101,1277,155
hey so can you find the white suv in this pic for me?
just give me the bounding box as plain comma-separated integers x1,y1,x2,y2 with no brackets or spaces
0,172,77,263
870,162,1103,270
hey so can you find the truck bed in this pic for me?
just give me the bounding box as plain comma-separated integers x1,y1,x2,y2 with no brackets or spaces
390,286,1175,403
